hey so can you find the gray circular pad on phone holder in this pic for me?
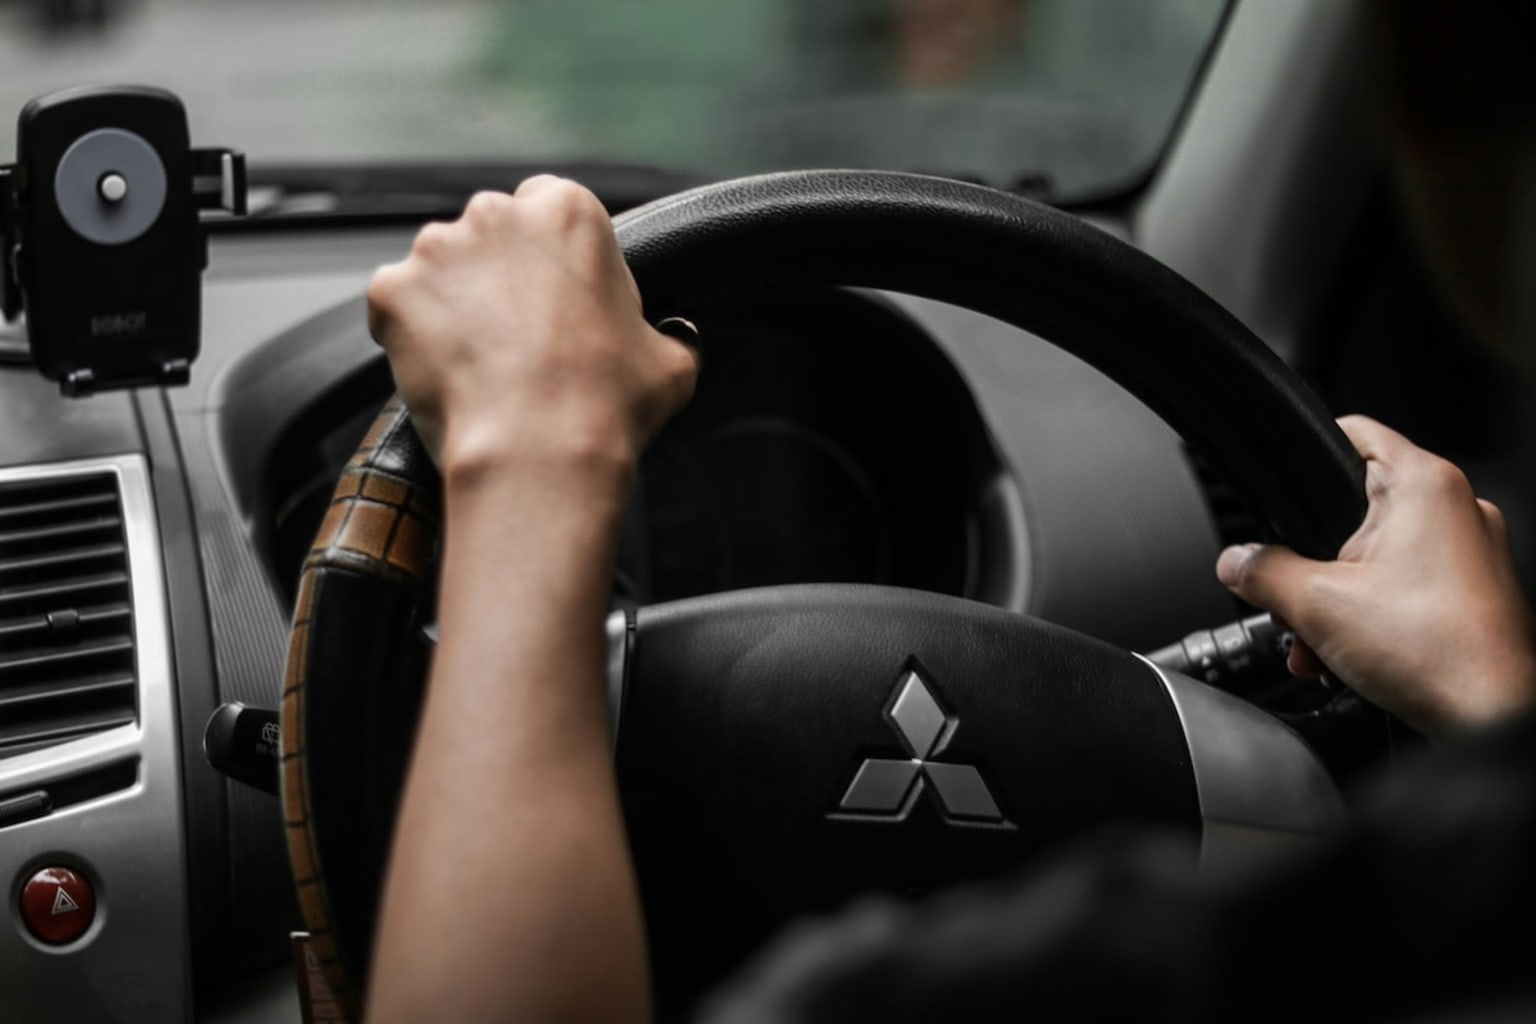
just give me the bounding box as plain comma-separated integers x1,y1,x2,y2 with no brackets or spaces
54,127,168,246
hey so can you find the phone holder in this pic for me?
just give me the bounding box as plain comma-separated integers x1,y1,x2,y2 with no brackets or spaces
0,85,246,395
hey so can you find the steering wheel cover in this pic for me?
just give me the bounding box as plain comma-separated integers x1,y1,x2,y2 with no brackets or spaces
281,395,438,1010
280,171,1368,1017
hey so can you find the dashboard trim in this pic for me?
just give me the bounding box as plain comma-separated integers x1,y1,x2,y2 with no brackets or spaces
0,454,192,1023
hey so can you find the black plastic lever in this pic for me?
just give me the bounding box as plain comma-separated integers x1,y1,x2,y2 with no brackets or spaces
203,701,280,796
1145,612,1292,688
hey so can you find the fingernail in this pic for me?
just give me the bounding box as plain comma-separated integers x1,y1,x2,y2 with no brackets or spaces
1215,543,1259,587
654,316,700,345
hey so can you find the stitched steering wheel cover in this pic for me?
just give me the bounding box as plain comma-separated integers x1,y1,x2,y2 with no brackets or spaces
280,171,1368,1016
281,394,439,1013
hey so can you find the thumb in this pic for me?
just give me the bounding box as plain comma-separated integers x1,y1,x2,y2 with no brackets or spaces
1215,543,1331,631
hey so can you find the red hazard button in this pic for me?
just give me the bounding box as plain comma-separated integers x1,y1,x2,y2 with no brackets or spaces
18,866,96,945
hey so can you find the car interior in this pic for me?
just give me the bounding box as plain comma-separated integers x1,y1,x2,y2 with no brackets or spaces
0,0,1528,1020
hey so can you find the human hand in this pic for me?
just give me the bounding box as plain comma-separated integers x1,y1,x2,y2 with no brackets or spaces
1215,415,1536,738
366,176,699,484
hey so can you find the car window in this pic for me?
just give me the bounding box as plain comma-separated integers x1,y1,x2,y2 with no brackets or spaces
0,0,1227,202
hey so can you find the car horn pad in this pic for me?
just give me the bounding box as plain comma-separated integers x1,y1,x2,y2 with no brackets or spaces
615,585,1202,1010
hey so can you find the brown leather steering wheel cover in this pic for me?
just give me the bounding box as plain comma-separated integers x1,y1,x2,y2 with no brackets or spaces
281,394,437,1015
279,170,1370,1017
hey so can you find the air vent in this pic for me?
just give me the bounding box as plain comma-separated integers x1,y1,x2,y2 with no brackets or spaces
0,471,137,758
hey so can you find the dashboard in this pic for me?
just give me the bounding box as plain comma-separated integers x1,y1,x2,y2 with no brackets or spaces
0,218,1237,1021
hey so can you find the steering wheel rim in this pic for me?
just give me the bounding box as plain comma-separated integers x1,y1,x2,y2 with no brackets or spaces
280,170,1366,1018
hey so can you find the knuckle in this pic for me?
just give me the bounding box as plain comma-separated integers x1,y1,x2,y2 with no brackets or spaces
410,221,455,258
366,262,407,313
464,189,515,224
514,173,563,196
366,268,407,346
534,179,604,226
1418,454,1473,499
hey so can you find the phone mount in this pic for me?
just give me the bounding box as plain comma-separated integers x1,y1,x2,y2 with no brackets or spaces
0,85,246,395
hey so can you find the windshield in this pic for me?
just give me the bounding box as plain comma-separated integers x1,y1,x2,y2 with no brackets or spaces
0,0,1227,202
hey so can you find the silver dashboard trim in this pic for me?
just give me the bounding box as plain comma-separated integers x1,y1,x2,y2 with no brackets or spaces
0,454,192,1023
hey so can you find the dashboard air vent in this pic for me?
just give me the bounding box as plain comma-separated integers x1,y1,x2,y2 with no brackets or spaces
0,471,137,758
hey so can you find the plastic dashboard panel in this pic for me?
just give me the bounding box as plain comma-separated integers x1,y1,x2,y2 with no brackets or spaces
0,454,191,1023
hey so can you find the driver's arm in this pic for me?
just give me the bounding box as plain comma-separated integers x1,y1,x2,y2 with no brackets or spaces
1214,415,1536,739
362,178,697,1023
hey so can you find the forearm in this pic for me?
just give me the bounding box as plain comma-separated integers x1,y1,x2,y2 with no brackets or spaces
368,449,648,1022
362,177,696,1020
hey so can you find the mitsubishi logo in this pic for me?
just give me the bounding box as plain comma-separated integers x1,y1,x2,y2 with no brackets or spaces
832,665,1011,828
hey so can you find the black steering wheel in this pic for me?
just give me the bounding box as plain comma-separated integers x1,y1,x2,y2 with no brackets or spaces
279,170,1366,1019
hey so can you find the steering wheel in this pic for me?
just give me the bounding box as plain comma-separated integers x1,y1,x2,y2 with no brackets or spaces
279,170,1366,1019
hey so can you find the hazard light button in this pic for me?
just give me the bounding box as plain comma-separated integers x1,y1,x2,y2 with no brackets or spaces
18,866,96,945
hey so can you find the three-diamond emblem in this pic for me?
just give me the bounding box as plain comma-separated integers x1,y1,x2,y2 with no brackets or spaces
835,667,1008,826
